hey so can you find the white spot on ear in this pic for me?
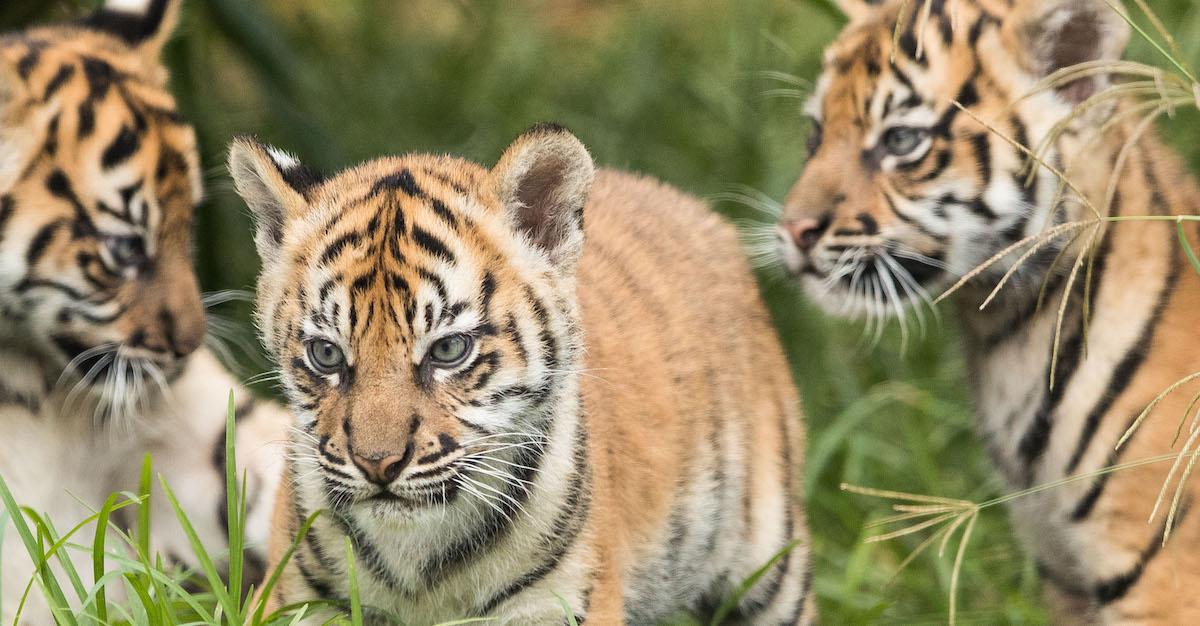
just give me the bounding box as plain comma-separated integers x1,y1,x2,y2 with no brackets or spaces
266,147,300,170
104,0,151,14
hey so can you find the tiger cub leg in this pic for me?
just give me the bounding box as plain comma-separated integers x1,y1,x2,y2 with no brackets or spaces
725,389,813,625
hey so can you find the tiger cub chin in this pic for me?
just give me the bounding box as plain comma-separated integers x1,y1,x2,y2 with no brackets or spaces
230,124,812,624
778,0,1200,622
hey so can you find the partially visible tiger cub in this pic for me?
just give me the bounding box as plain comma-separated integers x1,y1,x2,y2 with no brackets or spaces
776,0,1200,622
0,1,286,622
230,124,812,624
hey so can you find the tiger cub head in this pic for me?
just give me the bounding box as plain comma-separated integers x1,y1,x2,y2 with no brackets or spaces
0,0,205,397
776,0,1130,317
230,125,593,524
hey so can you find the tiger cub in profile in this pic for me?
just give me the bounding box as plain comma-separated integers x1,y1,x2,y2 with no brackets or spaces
230,124,812,624
0,1,286,621
777,0,1200,622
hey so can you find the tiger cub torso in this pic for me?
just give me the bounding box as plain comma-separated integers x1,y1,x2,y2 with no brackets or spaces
776,0,1200,621
0,2,286,622
231,125,813,624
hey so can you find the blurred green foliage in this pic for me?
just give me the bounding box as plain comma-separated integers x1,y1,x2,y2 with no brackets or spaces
6,0,1200,623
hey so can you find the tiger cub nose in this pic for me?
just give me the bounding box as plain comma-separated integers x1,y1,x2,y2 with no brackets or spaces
782,217,828,253
351,452,409,485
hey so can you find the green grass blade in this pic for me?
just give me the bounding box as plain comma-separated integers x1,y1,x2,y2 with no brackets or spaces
91,494,117,624
137,454,153,560
123,571,158,625
251,509,324,625
89,551,215,623
709,540,801,625
0,474,77,626
0,509,7,620
1177,220,1200,276
151,553,179,626
344,537,363,626
38,517,87,605
158,475,239,622
553,593,578,626
224,392,244,612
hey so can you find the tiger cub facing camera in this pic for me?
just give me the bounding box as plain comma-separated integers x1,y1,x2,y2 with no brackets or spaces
230,125,812,624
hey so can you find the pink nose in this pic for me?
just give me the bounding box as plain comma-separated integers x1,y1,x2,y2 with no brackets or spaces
782,218,825,252
351,452,408,485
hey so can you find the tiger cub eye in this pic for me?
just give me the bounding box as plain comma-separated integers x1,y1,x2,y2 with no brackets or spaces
306,339,346,374
428,334,472,367
883,126,928,156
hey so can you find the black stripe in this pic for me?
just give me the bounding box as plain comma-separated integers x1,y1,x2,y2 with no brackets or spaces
429,198,459,228
412,225,455,264
932,77,978,138
480,271,497,315
1011,228,1114,481
790,566,815,624
911,149,951,182
889,61,915,93
101,125,141,169
15,278,91,300
476,423,590,614
422,430,551,587
273,161,324,197
1095,501,1190,604
371,168,425,198
422,168,469,194
970,132,992,187
338,514,415,593
1070,441,1121,521
1016,319,1085,487
416,267,449,305
42,64,75,102
1064,258,1178,475
81,57,118,102
319,231,363,265
78,104,96,138
296,558,336,599
0,195,14,244
17,45,41,80
45,170,97,238
883,193,947,242
25,220,63,266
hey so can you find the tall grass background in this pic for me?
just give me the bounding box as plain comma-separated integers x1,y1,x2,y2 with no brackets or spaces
4,0,1200,623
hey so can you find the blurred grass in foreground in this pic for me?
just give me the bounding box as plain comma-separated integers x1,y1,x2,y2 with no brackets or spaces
5,0,1200,622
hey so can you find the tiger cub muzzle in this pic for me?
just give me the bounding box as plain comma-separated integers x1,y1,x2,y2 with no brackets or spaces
320,408,466,511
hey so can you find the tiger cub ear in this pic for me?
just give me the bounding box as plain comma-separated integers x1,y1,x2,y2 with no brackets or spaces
491,123,595,270
1004,0,1131,103
227,137,323,263
82,0,184,64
